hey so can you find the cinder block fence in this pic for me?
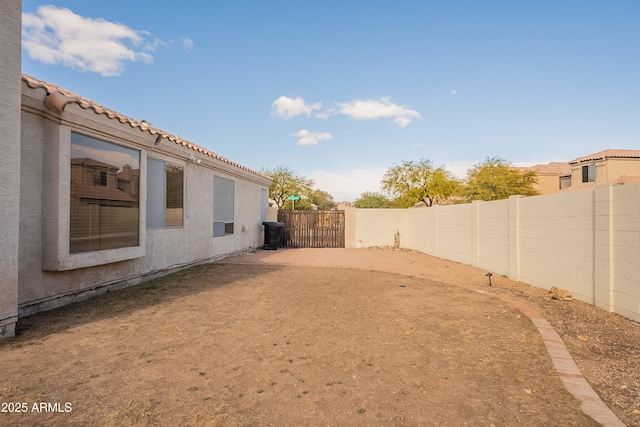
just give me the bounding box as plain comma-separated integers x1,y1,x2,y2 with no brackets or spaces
346,183,640,323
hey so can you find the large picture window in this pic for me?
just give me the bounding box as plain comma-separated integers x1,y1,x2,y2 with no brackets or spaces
147,158,184,228
213,176,234,236
70,133,140,253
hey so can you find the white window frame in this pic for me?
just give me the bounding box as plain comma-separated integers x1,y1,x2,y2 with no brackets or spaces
42,125,146,271
147,157,184,229
213,175,234,237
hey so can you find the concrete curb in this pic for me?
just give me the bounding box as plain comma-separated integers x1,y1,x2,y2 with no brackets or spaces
477,290,626,427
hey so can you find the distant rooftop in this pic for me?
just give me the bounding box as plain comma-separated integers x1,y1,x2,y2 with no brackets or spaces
569,149,640,165
525,161,572,176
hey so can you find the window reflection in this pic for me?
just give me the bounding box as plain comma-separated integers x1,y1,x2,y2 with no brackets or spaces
70,133,140,253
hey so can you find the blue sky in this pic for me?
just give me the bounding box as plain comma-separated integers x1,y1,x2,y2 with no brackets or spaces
21,1,640,201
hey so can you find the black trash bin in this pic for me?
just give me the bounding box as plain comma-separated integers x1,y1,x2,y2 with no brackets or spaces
262,222,285,250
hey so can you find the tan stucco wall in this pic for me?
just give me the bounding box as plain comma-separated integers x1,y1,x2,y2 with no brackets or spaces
534,174,561,194
0,1,21,338
18,82,271,316
603,158,640,182
352,184,640,323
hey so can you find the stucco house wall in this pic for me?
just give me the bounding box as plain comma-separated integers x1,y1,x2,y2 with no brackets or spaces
0,1,21,338
17,75,271,317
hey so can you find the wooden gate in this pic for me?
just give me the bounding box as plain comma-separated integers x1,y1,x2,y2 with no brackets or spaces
277,210,345,248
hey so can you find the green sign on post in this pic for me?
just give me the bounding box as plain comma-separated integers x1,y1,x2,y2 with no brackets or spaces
286,195,300,210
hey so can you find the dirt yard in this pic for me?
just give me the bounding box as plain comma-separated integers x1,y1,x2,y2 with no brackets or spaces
1,248,638,426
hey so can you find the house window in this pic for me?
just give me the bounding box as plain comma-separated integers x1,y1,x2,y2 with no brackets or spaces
147,158,184,228
213,176,234,236
260,188,268,224
93,170,107,186
582,164,596,183
70,133,140,253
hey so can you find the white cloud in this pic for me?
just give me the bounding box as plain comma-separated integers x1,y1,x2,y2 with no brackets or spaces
181,37,194,50
145,37,173,51
22,5,155,76
338,97,421,127
292,129,332,146
450,89,458,96
308,168,387,202
271,96,322,120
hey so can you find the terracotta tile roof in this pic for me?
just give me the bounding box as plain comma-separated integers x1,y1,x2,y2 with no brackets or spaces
524,162,572,175
71,157,119,170
569,149,640,165
22,74,270,180
560,182,595,192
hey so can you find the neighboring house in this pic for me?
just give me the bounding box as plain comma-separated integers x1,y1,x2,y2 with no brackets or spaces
561,149,640,192
0,73,272,336
335,201,354,210
520,162,572,195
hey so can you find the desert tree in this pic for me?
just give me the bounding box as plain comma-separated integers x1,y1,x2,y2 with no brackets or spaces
464,156,539,201
308,189,337,210
354,191,391,208
262,165,314,209
381,159,459,207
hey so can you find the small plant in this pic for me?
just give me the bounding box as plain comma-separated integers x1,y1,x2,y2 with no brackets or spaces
302,390,309,395
199,371,206,376
358,408,366,414
288,359,294,363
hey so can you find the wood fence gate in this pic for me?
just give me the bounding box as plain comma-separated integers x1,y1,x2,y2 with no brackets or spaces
277,210,345,248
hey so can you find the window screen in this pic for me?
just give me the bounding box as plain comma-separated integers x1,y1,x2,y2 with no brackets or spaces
213,176,234,236
165,163,184,227
147,158,184,229
70,133,140,253
582,164,596,183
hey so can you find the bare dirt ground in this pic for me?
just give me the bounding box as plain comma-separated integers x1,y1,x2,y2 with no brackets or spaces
1,247,638,426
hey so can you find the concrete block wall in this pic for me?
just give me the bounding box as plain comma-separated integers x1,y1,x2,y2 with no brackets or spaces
611,184,640,320
351,183,640,323
433,204,476,266
517,190,595,302
477,199,510,275
354,209,410,248
411,207,438,254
